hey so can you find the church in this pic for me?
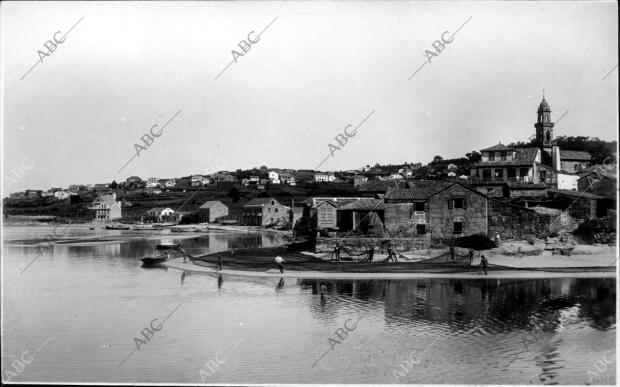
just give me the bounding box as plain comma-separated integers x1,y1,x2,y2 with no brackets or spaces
470,95,591,193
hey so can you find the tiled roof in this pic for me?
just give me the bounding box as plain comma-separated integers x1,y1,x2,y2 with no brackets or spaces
337,199,385,211
357,180,403,192
385,181,453,200
506,182,548,189
199,200,226,209
480,143,515,152
475,147,539,166
548,188,604,199
560,150,591,161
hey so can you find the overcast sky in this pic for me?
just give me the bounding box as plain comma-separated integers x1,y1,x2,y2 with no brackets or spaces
1,1,617,193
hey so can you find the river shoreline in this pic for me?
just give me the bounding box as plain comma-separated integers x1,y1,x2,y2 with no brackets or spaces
164,257,616,279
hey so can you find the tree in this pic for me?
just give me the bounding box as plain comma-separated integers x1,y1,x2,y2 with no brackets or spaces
432,155,443,164
228,187,240,203
465,151,481,163
110,180,118,189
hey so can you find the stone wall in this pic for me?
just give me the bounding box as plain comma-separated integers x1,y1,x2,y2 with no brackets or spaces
428,185,487,241
384,203,414,235
316,236,431,253
488,199,558,239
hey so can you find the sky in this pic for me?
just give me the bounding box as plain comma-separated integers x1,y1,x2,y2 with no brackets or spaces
1,1,618,194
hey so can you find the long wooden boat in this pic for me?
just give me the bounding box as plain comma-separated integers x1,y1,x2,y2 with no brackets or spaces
170,225,209,233
133,223,162,230
141,243,184,265
105,224,131,230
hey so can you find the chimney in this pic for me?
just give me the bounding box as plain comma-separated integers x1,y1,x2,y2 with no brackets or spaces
552,144,561,171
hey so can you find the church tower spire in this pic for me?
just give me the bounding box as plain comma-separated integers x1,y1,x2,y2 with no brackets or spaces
534,93,554,147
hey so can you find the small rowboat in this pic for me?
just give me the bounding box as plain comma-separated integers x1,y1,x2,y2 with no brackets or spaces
141,243,184,266
105,224,131,230
170,225,209,233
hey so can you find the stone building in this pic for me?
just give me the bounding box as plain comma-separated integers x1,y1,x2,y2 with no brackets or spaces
383,181,453,237
198,200,229,223
242,197,290,226
385,181,558,242
428,183,488,240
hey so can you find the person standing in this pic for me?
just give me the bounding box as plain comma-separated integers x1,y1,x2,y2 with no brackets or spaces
367,244,375,263
480,254,488,275
275,256,286,273
495,233,501,247
218,255,223,271
387,246,397,263
449,242,455,262
333,244,341,261
468,248,474,265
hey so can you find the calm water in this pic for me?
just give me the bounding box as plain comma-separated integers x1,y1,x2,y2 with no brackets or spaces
2,224,616,384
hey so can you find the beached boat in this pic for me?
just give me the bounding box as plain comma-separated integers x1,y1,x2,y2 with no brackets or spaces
133,223,162,230
141,243,184,266
105,223,131,230
170,225,209,233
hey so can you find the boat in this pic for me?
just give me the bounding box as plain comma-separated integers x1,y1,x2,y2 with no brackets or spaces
133,223,162,230
170,225,209,233
105,223,131,230
141,243,184,266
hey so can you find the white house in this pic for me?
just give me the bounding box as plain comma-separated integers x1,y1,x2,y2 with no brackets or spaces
314,172,335,182
268,171,281,184
54,190,70,200
389,174,404,180
146,177,160,188
147,207,175,218
165,179,176,188
447,163,458,171
280,172,295,185
557,171,579,191
191,175,208,187
398,167,413,177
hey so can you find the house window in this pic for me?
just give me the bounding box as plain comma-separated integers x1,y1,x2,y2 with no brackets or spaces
540,171,547,181
275,208,278,214
416,224,426,235
574,163,579,172
271,200,275,205
482,169,491,179
520,168,529,177
453,222,463,234
494,169,503,179
489,152,495,161
414,202,425,211
453,198,464,209
500,151,506,161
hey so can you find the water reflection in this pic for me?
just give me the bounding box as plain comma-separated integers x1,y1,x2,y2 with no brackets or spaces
299,278,616,332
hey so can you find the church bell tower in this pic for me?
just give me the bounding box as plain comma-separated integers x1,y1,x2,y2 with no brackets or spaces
534,94,554,147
